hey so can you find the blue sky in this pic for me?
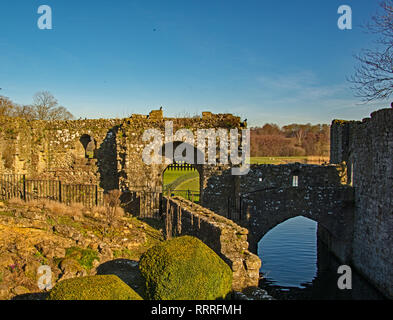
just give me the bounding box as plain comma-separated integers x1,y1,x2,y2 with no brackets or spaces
0,0,388,126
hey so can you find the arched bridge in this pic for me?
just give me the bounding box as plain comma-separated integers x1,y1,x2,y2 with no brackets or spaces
232,185,355,263
202,163,356,264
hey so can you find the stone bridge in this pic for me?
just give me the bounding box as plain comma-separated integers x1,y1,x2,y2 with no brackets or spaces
240,185,354,262
162,196,261,292
201,162,355,263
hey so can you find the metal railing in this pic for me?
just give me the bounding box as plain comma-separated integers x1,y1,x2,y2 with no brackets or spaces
0,174,104,207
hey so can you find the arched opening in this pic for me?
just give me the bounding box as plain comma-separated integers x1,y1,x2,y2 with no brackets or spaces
80,134,96,159
160,141,204,203
258,216,318,289
257,215,386,299
162,162,200,203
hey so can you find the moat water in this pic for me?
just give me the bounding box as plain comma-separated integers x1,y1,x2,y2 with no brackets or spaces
257,216,386,300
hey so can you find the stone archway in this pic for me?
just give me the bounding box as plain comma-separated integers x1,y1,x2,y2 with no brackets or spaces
162,162,201,202
242,186,354,263
159,141,205,202
79,134,96,159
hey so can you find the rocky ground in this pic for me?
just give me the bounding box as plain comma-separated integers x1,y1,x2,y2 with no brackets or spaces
0,198,274,301
0,199,163,300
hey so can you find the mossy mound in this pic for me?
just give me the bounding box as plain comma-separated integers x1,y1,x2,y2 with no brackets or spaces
139,236,232,300
47,275,143,300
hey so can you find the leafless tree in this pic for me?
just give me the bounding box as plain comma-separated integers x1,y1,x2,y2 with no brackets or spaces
103,189,123,227
11,105,35,120
0,96,14,117
1,92,74,120
32,91,74,120
349,0,393,102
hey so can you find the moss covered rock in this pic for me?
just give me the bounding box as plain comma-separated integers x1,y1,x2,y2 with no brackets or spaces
47,275,143,300
139,236,232,300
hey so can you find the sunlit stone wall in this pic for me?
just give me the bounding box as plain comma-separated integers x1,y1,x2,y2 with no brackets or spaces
331,107,393,298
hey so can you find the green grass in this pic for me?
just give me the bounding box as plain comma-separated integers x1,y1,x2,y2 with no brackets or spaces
46,216,56,226
173,177,200,202
249,156,329,165
249,156,308,165
34,249,49,265
65,247,99,271
0,211,14,217
162,169,189,186
163,168,199,201
176,177,199,191
163,170,198,188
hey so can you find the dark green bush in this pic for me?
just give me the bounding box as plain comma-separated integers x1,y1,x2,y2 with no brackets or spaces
47,275,143,300
139,236,232,300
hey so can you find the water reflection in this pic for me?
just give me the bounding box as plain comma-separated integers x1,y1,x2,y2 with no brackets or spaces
258,216,386,300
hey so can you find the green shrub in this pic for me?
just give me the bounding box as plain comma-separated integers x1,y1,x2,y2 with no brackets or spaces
47,275,143,300
139,236,232,300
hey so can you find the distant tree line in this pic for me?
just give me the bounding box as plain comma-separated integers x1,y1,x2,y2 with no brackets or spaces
250,123,330,157
0,91,74,121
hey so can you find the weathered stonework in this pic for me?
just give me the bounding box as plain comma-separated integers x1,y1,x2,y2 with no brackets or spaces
331,107,393,299
0,117,123,190
202,162,346,213
162,196,261,291
1,105,391,298
0,111,242,197
202,163,354,262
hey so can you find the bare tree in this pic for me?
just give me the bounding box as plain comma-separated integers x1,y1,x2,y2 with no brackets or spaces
103,189,123,227
11,105,35,120
32,91,74,120
349,1,393,102
0,96,15,117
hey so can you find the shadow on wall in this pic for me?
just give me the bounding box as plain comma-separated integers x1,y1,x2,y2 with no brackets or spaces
96,127,120,192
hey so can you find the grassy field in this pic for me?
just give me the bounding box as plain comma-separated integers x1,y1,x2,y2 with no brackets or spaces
162,169,189,186
163,168,200,201
173,177,200,202
249,156,329,165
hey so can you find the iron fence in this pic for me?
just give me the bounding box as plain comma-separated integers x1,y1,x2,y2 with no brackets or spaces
0,174,104,207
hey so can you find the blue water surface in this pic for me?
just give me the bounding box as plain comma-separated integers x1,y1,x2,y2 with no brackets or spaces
258,216,318,289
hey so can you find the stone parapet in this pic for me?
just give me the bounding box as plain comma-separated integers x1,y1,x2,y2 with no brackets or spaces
162,196,261,292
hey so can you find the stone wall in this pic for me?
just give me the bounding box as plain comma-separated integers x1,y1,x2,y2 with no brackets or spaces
0,117,123,190
243,185,355,261
115,111,240,194
202,163,346,216
162,196,261,292
202,163,354,262
331,107,393,298
0,111,242,200
330,120,360,165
